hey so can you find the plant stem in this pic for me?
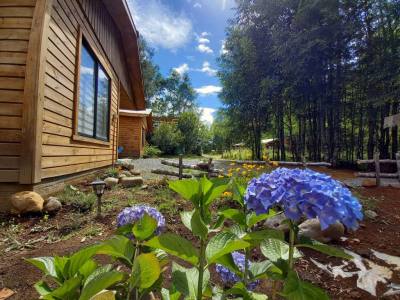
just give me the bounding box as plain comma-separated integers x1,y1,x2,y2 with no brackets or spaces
244,247,250,286
197,238,206,300
288,221,295,269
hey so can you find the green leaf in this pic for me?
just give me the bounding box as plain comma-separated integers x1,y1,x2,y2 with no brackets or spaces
246,210,276,227
115,223,133,236
26,257,58,279
191,210,209,238
296,238,352,259
79,259,98,281
231,178,245,207
229,224,246,238
161,287,181,300
169,179,200,205
44,277,81,300
226,282,268,300
67,245,100,278
171,262,210,299
260,239,301,263
89,290,116,300
97,235,135,266
133,213,158,240
54,256,69,282
214,253,242,276
206,232,250,264
203,178,228,206
249,259,273,279
180,210,194,231
131,253,161,289
79,271,124,300
243,229,285,245
283,271,329,300
145,233,199,265
34,281,52,296
219,208,246,226
85,265,113,286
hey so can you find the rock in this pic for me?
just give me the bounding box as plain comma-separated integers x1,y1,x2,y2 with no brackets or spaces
298,218,345,243
104,177,119,188
131,170,141,176
116,160,135,170
120,176,144,188
44,197,62,213
10,191,44,214
121,170,133,177
362,179,377,187
140,184,149,190
364,209,378,219
118,173,127,179
264,214,289,233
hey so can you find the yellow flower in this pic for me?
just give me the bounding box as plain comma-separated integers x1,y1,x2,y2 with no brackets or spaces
227,173,233,177
236,168,241,172
218,175,224,178
271,161,279,167
222,191,233,197
230,163,236,166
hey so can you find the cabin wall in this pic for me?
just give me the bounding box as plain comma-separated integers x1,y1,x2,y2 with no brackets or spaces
40,0,129,179
118,116,146,158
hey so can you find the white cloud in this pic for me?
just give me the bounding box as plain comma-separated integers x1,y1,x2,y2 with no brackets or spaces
128,0,192,50
220,40,228,55
193,2,202,8
199,61,217,76
195,85,222,96
198,37,210,44
200,107,216,125
201,32,210,37
197,44,213,54
174,63,190,75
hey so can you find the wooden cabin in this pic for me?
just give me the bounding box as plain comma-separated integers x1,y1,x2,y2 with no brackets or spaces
0,0,146,211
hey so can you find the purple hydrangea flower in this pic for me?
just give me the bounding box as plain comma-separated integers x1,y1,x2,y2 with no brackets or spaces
117,205,165,235
245,168,363,230
216,252,259,290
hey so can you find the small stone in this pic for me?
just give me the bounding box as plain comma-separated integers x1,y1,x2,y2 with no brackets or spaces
10,191,44,214
298,218,345,243
44,197,62,213
104,177,119,188
362,179,377,187
350,238,360,244
118,174,127,179
120,176,144,188
264,214,289,233
116,160,135,170
121,170,133,177
140,184,149,190
131,170,141,176
364,209,378,219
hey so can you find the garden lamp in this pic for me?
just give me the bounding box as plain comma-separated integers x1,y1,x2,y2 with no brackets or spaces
90,180,106,218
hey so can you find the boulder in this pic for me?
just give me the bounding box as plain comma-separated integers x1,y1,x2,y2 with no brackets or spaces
44,197,62,213
120,176,144,188
116,160,135,170
104,177,119,188
298,218,344,243
364,209,378,219
264,214,289,233
11,191,44,214
131,170,141,176
362,179,377,188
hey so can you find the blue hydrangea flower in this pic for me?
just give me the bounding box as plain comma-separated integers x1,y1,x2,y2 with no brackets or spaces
216,252,259,290
245,168,363,230
117,204,165,235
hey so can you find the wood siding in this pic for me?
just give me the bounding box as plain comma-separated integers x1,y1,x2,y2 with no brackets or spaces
0,0,35,182
40,0,123,179
118,115,145,158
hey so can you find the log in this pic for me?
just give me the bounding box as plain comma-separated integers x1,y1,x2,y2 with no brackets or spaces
161,159,206,170
151,169,192,178
357,159,396,165
374,152,381,186
273,161,332,167
357,172,398,179
225,160,268,165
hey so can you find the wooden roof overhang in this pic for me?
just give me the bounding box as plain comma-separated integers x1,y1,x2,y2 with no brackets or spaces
120,109,153,130
102,0,145,110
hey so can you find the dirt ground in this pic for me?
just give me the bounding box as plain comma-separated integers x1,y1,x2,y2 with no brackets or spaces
0,167,400,299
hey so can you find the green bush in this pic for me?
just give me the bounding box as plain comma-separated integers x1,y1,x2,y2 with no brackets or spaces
58,185,96,212
151,122,182,154
104,167,119,178
143,145,162,158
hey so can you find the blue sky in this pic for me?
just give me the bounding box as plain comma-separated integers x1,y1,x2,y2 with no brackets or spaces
128,0,236,124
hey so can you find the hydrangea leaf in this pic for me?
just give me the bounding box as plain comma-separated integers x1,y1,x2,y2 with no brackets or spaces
226,282,268,300
96,236,135,266
46,277,81,299
283,271,329,300
246,210,277,227
169,179,200,205
145,233,199,265
260,239,301,263
79,271,124,300
33,281,52,296
203,178,229,206
296,237,352,259
67,245,101,278
26,257,58,280
130,253,161,289
171,262,210,299
161,287,181,300
231,178,246,207
215,253,243,276
206,232,250,264
132,213,158,241
243,229,285,245
78,259,98,281
89,290,116,300
249,259,273,279
219,208,246,226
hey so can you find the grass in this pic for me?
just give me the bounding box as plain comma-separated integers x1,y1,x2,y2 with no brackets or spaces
57,185,97,212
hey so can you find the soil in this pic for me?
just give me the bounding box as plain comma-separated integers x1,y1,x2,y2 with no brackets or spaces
0,167,399,299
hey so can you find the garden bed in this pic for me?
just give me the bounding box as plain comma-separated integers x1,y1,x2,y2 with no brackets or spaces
0,168,399,299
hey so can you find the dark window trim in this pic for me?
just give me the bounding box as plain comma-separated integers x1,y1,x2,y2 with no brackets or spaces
77,38,111,142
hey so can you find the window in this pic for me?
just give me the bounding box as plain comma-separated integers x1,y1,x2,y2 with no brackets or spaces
77,40,110,141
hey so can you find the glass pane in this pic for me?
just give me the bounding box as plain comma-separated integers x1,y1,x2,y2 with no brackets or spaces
78,45,96,136
96,66,110,140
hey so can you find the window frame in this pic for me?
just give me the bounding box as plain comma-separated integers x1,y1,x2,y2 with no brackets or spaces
72,28,112,146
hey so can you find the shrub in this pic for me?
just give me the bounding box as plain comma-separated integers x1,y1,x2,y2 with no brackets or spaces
151,122,182,154
57,185,96,212
104,167,119,178
143,145,162,158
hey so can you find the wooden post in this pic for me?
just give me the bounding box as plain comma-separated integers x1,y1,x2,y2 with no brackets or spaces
207,158,213,178
396,152,400,182
374,152,381,187
178,155,183,180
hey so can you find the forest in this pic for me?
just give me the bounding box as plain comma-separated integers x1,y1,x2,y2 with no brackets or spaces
217,0,400,163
